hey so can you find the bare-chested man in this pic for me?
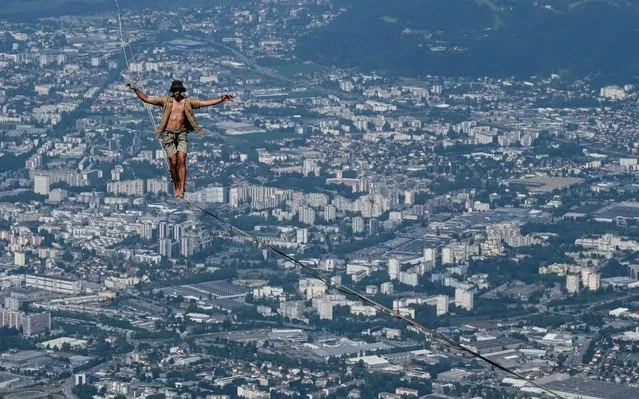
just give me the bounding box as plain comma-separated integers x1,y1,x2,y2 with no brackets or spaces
126,80,233,198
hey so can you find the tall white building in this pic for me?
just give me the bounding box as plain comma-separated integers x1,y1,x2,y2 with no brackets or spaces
21,312,51,337
320,259,338,272
107,179,145,196
436,295,449,316
298,278,327,300
128,62,143,73
49,188,68,203
173,224,184,241
455,288,474,311
588,273,601,291
14,252,26,267
340,80,354,92
296,228,309,244
404,190,414,205
4,297,20,311
302,159,320,177
324,205,337,222
186,186,229,203
399,271,418,287
146,179,169,194
422,248,437,273
299,206,316,225
0,309,21,330
317,298,333,320
380,282,394,295
141,222,154,240
25,154,42,170
180,235,197,257
442,247,454,265
34,175,50,195
111,165,123,181
581,267,593,287
388,258,401,280
279,301,304,320
0,310,51,337
159,238,172,258
158,222,171,239
207,186,229,203
361,200,373,218
566,274,580,294
352,217,365,234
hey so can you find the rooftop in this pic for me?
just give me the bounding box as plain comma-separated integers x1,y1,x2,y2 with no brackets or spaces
538,374,639,399
595,202,639,221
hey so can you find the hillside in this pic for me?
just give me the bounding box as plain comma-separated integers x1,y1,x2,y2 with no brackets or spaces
296,0,639,78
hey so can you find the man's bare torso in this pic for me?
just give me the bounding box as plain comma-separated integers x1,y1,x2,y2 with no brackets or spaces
167,99,187,131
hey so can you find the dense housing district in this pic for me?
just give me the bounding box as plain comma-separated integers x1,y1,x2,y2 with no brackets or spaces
2,2,639,399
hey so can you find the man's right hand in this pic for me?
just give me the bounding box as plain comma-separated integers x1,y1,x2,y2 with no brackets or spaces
126,82,137,91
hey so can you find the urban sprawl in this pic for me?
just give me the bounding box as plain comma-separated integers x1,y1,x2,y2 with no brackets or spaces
2,2,639,399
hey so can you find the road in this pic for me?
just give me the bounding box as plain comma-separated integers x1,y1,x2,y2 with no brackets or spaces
58,358,117,399
61,380,75,399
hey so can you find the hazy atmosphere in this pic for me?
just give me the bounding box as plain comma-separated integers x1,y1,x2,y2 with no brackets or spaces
1,1,639,399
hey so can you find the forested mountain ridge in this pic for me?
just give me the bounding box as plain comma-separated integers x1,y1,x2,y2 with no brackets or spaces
296,0,639,78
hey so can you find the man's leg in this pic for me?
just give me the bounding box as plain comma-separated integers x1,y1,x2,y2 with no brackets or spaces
168,155,180,196
175,132,189,198
177,152,187,197
162,132,180,197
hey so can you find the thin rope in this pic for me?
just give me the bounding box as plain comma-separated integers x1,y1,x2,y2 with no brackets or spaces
114,0,172,181
185,200,565,399
112,2,565,398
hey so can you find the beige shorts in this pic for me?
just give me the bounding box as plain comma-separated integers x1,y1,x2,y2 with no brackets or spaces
161,131,188,158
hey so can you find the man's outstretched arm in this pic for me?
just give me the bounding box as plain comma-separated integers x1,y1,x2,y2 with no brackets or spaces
126,83,164,106
192,94,234,108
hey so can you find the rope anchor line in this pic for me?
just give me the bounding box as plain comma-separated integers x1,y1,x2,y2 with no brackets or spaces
186,201,565,399
112,2,565,398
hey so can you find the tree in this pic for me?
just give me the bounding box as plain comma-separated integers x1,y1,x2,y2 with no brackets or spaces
93,339,112,358
114,336,132,354
62,250,74,262
601,259,626,277
154,319,164,331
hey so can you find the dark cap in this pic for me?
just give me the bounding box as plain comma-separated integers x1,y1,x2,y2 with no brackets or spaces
169,80,186,93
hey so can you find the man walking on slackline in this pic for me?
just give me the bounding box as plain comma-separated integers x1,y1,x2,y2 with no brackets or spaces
127,80,233,198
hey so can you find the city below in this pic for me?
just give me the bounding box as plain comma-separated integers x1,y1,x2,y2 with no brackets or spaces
1,1,639,399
